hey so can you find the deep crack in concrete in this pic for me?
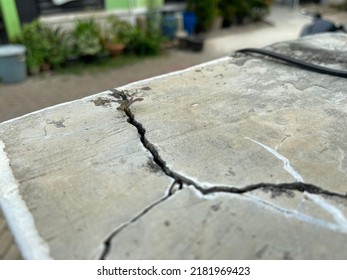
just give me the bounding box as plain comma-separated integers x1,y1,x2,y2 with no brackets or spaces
118,89,347,200
99,181,181,260
100,90,347,259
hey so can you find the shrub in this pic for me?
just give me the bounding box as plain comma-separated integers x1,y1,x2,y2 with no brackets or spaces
73,19,104,56
218,0,272,26
105,16,133,44
186,0,219,32
13,20,70,70
13,20,47,70
124,28,163,56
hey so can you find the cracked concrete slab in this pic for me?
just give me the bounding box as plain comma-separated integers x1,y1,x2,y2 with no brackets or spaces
0,96,172,259
105,186,347,259
122,34,347,193
1,33,347,259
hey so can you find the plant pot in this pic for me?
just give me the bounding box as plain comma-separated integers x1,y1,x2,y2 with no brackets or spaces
187,36,204,52
222,18,233,28
162,13,178,41
176,31,189,49
80,54,97,63
41,63,52,72
65,55,80,67
105,43,125,57
29,66,40,75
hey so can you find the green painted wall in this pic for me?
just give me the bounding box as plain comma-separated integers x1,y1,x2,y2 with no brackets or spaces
105,0,129,10
0,0,21,40
105,0,164,10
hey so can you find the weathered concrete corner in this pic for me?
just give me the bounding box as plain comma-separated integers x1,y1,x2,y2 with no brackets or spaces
0,96,172,259
1,33,347,259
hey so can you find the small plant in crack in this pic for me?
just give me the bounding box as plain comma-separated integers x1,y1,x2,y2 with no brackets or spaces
109,89,144,111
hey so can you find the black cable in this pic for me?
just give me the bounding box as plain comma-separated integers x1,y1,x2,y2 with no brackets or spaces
236,48,347,79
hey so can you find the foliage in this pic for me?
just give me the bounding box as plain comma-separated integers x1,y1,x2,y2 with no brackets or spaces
124,28,163,56
218,0,272,26
13,20,46,69
73,19,104,56
13,20,69,70
12,12,165,74
120,0,164,56
106,16,133,44
186,0,219,32
42,27,71,68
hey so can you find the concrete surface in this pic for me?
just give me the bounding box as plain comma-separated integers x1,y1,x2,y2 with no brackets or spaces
1,4,347,260
1,32,347,259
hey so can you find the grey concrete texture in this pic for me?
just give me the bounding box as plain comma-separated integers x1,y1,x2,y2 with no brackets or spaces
0,96,173,259
1,4,323,260
1,32,347,259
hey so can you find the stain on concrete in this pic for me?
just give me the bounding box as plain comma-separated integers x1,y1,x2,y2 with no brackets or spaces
140,86,152,91
146,158,162,174
47,119,65,128
91,97,115,107
255,244,269,259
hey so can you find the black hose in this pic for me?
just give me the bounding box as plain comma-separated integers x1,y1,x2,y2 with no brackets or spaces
236,48,347,79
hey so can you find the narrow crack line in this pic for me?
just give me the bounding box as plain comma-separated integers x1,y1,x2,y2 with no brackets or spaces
194,182,347,199
99,181,179,260
109,89,347,200
124,105,201,189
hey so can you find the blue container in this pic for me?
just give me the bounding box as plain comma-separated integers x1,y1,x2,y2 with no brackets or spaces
162,14,177,41
183,12,197,36
0,45,27,84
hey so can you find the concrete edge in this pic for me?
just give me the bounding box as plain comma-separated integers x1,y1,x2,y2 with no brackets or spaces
0,140,52,260
118,56,232,90
0,56,232,126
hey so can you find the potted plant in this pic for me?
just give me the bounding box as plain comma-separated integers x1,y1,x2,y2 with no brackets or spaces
73,19,103,62
104,16,131,57
13,20,46,74
250,0,272,22
186,0,219,33
42,27,70,69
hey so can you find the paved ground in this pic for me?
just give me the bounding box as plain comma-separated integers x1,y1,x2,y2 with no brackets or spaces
0,3,346,259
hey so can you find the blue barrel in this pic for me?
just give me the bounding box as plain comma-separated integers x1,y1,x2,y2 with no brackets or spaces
0,45,27,84
183,12,196,36
162,14,177,41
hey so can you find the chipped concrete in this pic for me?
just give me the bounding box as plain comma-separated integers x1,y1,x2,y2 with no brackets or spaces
1,33,347,259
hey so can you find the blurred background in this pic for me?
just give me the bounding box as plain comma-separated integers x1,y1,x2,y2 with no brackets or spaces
0,0,346,123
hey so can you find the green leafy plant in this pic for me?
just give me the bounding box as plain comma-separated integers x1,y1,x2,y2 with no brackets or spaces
13,20,46,71
42,27,71,68
124,28,163,56
218,0,272,26
186,0,219,32
73,19,104,57
13,20,72,71
105,16,132,44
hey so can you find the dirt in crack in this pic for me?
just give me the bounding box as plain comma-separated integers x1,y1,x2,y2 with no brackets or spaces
123,103,198,189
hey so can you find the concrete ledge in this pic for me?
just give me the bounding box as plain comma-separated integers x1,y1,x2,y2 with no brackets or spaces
1,33,347,259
